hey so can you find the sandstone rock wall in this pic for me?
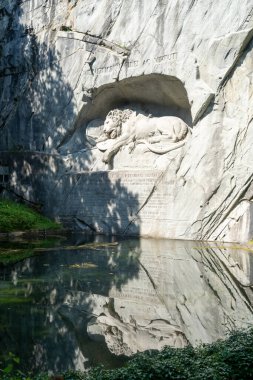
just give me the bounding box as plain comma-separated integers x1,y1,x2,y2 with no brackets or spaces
1,0,253,241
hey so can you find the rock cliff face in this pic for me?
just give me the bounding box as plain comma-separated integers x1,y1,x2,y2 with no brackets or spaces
1,0,253,241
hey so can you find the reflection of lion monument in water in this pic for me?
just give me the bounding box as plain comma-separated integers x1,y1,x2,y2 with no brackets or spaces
96,109,191,163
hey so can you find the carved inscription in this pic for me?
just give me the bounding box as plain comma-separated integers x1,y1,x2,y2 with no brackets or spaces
62,170,174,222
94,63,121,74
124,52,177,70
124,60,139,68
93,52,178,75
154,52,177,63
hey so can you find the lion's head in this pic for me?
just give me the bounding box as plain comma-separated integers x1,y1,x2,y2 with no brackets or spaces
102,109,134,139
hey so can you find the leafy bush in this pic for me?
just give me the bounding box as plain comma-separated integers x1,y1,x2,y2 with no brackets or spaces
2,329,253,380
62,329,253,380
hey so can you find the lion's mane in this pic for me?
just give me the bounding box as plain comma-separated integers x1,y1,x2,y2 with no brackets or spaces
105,109,134,137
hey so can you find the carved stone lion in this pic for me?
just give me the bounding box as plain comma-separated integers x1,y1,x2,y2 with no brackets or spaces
96,109,191,163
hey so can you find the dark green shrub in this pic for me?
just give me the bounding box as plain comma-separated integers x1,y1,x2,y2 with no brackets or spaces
2,329,253,380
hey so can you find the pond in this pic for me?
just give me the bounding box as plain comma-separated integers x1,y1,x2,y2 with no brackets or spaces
0,234,253,375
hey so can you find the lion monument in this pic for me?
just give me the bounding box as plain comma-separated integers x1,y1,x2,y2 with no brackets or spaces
96,109,191,164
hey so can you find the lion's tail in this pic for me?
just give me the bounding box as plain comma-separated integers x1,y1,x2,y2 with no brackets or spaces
140,140,186,154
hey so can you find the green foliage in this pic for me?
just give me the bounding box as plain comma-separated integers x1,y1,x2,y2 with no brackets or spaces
0,200,60,233
2,329,253,380
0,352,30,380
64,329,253,380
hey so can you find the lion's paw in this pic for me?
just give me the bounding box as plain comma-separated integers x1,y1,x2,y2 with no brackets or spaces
128,142,135,153
102,152,110,163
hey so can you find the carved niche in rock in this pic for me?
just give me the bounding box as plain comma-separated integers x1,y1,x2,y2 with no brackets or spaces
96,109,191,164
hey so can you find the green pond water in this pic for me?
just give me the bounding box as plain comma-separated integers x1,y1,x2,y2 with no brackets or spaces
0,234,253,375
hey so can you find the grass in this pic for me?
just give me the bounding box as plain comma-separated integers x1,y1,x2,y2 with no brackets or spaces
0,199,60,233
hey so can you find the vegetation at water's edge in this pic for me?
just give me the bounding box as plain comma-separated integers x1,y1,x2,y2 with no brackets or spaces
1,329,253,380
0,199,60,233
0,247,35,267
0,238,62,266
